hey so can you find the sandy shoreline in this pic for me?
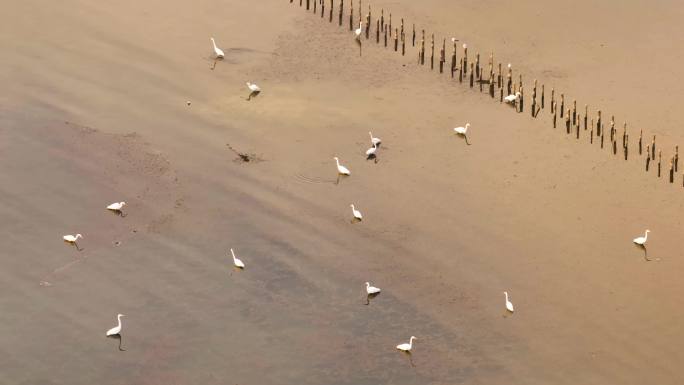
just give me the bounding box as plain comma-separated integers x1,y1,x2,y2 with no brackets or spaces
3,0,684,384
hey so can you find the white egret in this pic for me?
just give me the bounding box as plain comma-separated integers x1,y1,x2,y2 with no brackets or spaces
369,131,381,146
365,282,381,295
504,291,514,313
633,229,650,246
106,314,125,336
334,157,350,175
350,204,363,220
107,201,126,212
246,82,261,93
63,234,82,243
230,248,245,268
354,21,363,40
504,92,521,104
210,37,225,59
366,142,378,158
453,123,470,136
396,336,416,352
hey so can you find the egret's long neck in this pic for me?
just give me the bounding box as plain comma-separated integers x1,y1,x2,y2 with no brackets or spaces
211,39,217,49
643,231,649,241
409,337,414,348
335,159,340,166
505,292,509,301
117,315,122,328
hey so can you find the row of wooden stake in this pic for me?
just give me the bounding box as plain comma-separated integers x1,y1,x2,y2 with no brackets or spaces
289,0,683,187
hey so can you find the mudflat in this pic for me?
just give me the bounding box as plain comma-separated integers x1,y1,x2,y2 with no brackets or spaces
2,1,684,384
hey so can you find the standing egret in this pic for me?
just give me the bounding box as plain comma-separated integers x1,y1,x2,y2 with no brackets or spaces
210,37,225,59
366,142,378,158
63,234,83,250
230,248,245,269
106,314,125,336
396,336,416,352
365,282,381,295
504,291,514,313
107,201,126,216
354,21,363,40
334,157,350,175
504,92,521,104
369,131,381,146
453,123,470,136
63,234,82,243
246,82,261,93
633,229,650,246
350,204,363,221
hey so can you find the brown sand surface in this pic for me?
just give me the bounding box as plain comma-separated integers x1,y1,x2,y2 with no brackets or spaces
2,0,684,384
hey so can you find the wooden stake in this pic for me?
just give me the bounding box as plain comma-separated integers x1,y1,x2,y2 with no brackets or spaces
638,130,643,154
658,150,662,177
566,109,571,133
470,63,474,87
541,84,545,109
376,20,380,42
624,134,629,160
560,94,564,118
401,19,405,55
393,28,398,51
597,110,602,136
412,24,415,46
553,102,557,128
675,146,679,172
430,34,435,70
584,105,588,130
670,158,674,183
439,38,445,73
463,44,468,75
384,23,388,46
339,0,343,25
420,30,425,64
572,100,577,126
451,39,457,78
651,135,656,160
590,125,594,144
380,9,384,31
646,153,650,171
500,86,504,103
365,6,370,38
330,0,334,22
349,1,353,30
497,63,502,88
459,57,464,83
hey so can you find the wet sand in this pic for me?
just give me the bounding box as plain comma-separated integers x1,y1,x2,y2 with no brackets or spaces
3,0,684,384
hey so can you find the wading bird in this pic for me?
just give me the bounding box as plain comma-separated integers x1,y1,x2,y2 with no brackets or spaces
246,82,261,93
334,157,350,175
230,248,245,269
369,131,381,146
396,336,416,352
454,123,470,136
504,92,521,104
106,314,125,336
365,282,381,295
504,291,514,313
354,21,363,40
63,234,83,250
633,229,650,246
210,37,225,59
107,202,126,215
350,204,363,221
366,142,378,158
